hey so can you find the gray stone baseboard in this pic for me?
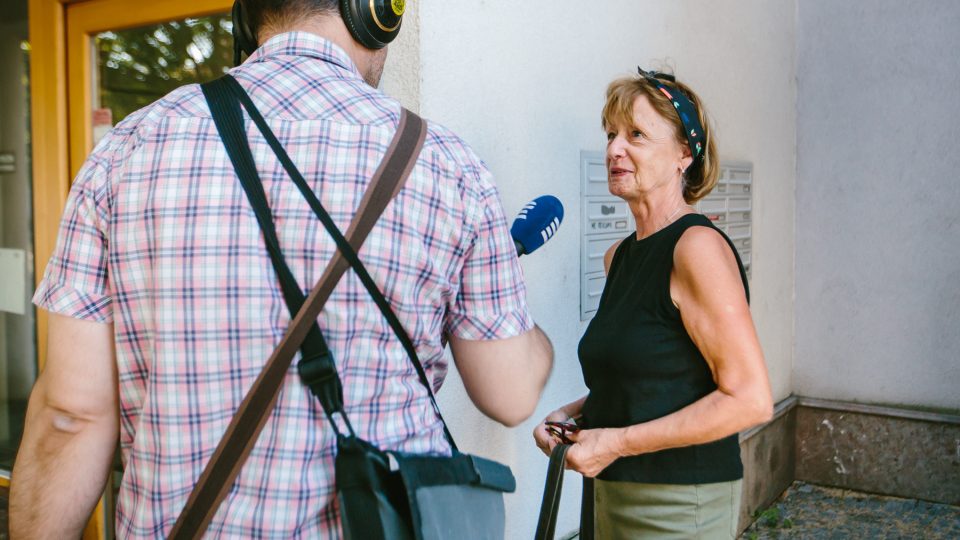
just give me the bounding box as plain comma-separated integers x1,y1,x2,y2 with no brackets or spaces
738,396,798,532
794,397,960,505
737,395,960,533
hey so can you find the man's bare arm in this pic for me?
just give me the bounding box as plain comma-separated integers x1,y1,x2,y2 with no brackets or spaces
448,325,553,427
10,312,119,539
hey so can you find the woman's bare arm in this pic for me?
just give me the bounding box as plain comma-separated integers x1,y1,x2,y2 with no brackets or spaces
566,226,772,476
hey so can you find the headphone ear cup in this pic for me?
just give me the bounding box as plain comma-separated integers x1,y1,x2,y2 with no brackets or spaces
340,0,404,50
232,0,258,64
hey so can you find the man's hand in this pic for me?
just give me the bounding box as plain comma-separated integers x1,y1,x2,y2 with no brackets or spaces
10,312,119,539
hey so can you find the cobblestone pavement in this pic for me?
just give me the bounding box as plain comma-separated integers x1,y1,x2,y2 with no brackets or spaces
740,482,960,539
3,482,959,539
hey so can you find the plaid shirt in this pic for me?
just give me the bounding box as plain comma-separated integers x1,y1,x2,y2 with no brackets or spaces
34,32,533,538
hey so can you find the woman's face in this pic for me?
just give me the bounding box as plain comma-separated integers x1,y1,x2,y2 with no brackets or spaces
605,95,687,202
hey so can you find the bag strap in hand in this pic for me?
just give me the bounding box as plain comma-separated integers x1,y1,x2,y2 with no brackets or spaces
535,444,572,540
168,76,425,539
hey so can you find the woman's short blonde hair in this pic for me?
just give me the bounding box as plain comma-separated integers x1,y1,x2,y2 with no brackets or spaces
601,74,719,203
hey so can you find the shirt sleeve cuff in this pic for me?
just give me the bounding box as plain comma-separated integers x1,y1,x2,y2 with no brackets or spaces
445,306,535,341
32,279,113,323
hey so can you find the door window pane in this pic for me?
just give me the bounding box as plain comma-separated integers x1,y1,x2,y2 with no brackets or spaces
0,8,35,471
93,16,233,141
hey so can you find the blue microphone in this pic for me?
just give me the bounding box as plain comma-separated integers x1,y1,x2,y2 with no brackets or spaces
511,195,564,256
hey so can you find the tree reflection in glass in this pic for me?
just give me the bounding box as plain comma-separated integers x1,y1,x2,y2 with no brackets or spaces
95,15,233,125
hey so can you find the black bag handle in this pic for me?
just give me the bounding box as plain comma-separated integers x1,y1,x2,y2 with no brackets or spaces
535,443,571,540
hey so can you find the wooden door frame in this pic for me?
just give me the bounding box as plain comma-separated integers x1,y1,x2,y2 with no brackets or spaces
66,0,234,175
27,1,232,537
28,0,71,373
29,0,231,367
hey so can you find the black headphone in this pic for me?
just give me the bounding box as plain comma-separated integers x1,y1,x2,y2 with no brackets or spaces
231,0,404,65
231,1,257,65
339,0,405,50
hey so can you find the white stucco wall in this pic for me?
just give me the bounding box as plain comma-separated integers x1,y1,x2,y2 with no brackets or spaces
378,0,420,112
387,1,798,537
796,1,960,410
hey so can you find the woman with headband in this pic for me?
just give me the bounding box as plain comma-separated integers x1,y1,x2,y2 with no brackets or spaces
534,69,773,538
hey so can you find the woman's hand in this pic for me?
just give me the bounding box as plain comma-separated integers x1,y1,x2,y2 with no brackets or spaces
564,427,626,478
532,410,572,456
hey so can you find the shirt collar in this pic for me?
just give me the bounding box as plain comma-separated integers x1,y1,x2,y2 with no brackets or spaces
245,31,360,77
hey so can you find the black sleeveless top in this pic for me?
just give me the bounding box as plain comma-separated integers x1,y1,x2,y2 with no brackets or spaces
578,213,749,484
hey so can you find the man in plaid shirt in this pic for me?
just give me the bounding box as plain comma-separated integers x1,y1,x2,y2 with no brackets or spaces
10,1,553,537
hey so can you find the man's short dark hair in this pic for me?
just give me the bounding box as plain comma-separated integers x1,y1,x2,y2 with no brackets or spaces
243,0,339,36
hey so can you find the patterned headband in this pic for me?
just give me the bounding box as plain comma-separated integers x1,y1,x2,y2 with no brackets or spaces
637,67,705,166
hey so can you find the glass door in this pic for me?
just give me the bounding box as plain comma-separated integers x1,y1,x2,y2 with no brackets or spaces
63,1,233,537
0,0,35,478
67,0,234,175
90,19,234,145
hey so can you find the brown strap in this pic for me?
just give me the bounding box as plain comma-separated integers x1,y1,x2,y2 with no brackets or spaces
168,108,427,539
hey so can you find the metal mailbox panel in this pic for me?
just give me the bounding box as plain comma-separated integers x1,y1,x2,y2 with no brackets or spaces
581,151,610,197
581,156,754,319
580,271,607,319
584,199,632,236
580,151,617,320
697,162,753,280
728,196,751,213
582,232,625,276
726,222,751,241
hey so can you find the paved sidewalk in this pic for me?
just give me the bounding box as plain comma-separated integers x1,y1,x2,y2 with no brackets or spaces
4,481,959,539
740,482,960,539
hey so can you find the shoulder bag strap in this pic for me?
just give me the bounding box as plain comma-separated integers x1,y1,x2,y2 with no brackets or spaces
203,76,346,420
168,76,424,539
535,443,572,540
220,75,458,450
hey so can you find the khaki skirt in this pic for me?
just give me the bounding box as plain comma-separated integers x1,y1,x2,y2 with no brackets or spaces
593,478,742,539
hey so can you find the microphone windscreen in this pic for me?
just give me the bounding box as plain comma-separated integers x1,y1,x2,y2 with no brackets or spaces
510,195,564,255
